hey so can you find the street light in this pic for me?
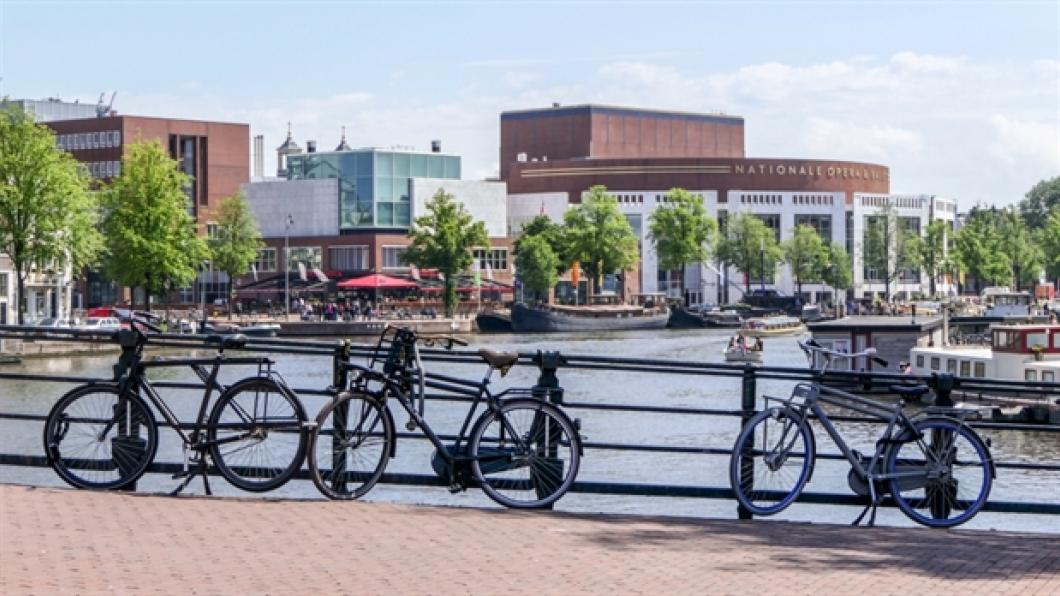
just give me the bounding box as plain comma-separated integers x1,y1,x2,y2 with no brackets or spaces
284,214,294,319
200,259,210,333
759,236,766,293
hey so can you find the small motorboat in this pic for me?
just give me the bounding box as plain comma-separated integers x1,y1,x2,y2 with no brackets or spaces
724,334,764,363
740,315,806,338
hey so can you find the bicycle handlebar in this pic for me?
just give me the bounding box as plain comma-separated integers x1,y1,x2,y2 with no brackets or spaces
798,339,890,369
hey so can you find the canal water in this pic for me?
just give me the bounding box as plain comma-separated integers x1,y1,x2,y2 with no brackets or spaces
2,327,1057,533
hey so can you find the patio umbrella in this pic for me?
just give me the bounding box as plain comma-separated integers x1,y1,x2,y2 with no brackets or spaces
336,273,418,290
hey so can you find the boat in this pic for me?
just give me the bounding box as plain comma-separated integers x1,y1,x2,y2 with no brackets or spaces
911,323,1060,383
201,321,280,338
723,335,763,363
510,302,669,333
739,315,806,338
475,311,513,333
667,305,743,329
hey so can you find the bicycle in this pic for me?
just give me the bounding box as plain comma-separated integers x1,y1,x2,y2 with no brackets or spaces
307,326,582,509
42,318,309,494
730,342,995,528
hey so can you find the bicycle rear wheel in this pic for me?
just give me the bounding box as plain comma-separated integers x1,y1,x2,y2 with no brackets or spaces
42,384,158,490
887,417,992,528
307,391,393,500
729,407,814,516
207,377,308,492
469,399,580,509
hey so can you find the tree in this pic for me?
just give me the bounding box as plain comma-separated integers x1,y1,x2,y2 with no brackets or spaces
1040,206,1060,282
715,212,783,295
561,185,639,298
781,224,825,301
208,191,264,319
860,203,920,300
100,140,209,311
954,207,1009,292
916,219,950,298
1020,176,1060,228
402,189,488,317
514,235,559,302
998,208,1043,291
0,105,102,323
820,243,853,303
514,214,568,275
648,188,717,301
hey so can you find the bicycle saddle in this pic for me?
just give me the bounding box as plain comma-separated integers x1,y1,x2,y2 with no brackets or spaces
890,384,930,399
207,334,248,349
478,349,519,370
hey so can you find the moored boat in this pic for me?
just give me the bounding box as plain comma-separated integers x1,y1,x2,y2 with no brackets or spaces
910,323,1060,383
475,311,513,333
740,315,806,338
510,302,669,333
667,306,743,329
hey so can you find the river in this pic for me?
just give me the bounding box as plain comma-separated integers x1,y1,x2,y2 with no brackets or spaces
2,327,1057,532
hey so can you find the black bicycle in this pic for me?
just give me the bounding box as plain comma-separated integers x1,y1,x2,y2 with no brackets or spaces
42,319,309,494
306,326,582,508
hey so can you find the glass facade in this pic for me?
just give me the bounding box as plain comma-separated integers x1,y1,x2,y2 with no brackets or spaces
286,149,460,230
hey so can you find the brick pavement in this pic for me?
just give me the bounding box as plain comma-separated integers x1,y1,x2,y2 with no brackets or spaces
1,484,1058,595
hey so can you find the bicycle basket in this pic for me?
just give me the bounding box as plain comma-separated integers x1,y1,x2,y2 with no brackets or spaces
367,326,418,376
786,383,819,407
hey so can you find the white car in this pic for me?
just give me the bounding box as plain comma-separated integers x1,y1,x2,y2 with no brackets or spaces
77,317,122,331
36,317,72,329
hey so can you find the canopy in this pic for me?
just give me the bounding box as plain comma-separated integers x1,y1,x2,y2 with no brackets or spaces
337,273,418,290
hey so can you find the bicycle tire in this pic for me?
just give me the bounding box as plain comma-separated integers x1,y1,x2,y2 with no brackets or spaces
887,417,992,528
42,383,158,490
307,391,393,500
729,407,815,516
207,377,308,492
468,398,581,509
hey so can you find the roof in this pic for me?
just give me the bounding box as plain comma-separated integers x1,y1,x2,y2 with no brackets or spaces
808,315,943,332
500,104,744,124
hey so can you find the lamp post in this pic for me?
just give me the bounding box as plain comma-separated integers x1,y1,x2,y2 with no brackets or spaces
284,214,294,319
759,236,766,293
200,259,210,333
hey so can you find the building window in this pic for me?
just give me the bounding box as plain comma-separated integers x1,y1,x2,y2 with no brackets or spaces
254,248,277,273
329,246,369,271
206,223,219,239
473,248,508,271
287,247,322,272
794,214,832,242
382,246,408,269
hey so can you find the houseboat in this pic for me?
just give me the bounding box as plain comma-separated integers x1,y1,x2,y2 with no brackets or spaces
910,323,1060,384
739,315,806,338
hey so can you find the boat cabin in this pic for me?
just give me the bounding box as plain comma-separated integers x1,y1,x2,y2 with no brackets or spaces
910,324,1060,382
808,315,943,372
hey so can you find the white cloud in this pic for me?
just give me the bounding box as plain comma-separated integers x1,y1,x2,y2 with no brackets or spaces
989,115,1060,169
803,118,923,162
503,71,542,89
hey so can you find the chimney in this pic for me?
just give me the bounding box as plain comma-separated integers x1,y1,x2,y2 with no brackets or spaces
252,135,264,178
306,140,316,153
431,140,441,153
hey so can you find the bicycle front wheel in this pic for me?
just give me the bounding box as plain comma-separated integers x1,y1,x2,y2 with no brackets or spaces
469,399,581,509
887,417,992,528
729,407,814,516
207,378,308,492
307,391,393,500
42,384,158,490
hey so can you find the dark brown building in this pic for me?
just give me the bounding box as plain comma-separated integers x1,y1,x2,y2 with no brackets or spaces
500,104,745,181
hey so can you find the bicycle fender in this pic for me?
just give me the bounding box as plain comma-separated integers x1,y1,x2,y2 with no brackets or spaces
895,415,997,480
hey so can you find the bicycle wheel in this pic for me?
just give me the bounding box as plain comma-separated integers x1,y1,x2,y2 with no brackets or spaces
729,407,815,516
308,391,393,500
207,377,308,492
42,384,158,490
887,417,992,528
468,399,581,509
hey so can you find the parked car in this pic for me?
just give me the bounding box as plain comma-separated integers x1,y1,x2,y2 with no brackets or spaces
77,317,121,331
36,317,72,329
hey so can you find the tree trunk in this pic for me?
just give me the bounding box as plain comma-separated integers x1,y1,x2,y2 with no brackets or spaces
15,263,24,325
443,275,456,318
930,271,936,298
679,264,687,305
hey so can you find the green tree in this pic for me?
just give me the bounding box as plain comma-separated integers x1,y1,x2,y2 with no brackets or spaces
514,234,559,302
514,214,568,275
208,190,264,319
781,224,826,300
820,243,853,303
954,207,1009,292
561,185,639,298
999,208,1043,291
1019,176,1060,228
402,189,488,317
100,140,209,311
860,203,920,300
648,188,717,301
1040,206,1060,282
0,106,102,323
916,219,950,298
715,212,783,295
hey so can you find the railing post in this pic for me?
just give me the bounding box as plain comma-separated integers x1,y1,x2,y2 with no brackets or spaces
532,350,566,404
737,364,757,520
333,340,352,391
331,341,352,493
933,372,954,407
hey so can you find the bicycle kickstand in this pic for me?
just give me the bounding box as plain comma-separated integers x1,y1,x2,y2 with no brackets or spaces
852,478,880,527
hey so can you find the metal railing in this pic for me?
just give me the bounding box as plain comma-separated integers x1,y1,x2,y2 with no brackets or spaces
1,325,1059,519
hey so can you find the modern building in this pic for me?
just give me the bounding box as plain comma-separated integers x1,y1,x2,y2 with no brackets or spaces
503,103,955,304
3,97,101,122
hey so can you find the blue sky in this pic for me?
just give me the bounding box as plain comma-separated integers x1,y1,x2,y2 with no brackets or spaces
2,1,1058,207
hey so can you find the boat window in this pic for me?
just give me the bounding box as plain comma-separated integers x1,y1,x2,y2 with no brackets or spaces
974,362,986,377
1044,371,1056,383
993,331,1016,349
1025,370,1037,382
1054,333,1060,349
1026,332,1048,350
960,361,970,377
946,359,957,374
916,355,924,368
930,357,940,371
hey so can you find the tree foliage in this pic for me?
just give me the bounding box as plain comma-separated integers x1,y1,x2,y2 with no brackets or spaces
954,207,1010,292
208,190,263,318
820,243,853,293
514,214,568,275
401,189,488,317
100,140,209,311
860,203,920,300
781,224,825,299
716,212,783,295
0,105,102,323
1020,176,1060,228
514,234,559,301
1040,206,1060,281
998,208,1043,291
561,185,639,297
916,219,950,298
649,188,717,297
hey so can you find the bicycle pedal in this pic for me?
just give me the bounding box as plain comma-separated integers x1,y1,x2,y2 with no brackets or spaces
447,483,466,494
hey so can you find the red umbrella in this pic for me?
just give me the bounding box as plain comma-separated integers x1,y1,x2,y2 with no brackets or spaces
336,273,418,290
